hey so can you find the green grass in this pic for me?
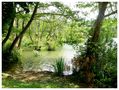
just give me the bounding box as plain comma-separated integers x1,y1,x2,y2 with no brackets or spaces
2,71,81,88
2,76,80,88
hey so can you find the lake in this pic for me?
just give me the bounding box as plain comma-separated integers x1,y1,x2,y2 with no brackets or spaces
21,44,77,75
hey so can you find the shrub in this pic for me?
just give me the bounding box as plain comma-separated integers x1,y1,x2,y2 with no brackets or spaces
52,58,65,76
93,41,117,88
72,40,117,87
2,43,22,71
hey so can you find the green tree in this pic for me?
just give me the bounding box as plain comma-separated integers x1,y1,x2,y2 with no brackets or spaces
9,2,39,52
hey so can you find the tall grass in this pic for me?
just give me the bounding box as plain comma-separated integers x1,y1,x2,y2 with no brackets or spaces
52,58,65,76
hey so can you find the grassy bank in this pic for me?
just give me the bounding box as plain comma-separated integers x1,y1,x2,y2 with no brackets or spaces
2,71,83,88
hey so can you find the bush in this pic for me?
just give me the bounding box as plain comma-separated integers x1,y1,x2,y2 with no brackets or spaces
52,58,65,76
2,43,22,71
93,41,117,88
72,40,117,87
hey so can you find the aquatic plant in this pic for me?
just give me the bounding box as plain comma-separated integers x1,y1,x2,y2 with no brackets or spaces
52,58,65,76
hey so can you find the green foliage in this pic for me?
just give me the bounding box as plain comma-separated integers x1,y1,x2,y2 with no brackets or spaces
22,37,33,47
91,18,117,87
2,1,117,88
51,1,77,19
62,21,89,45
2,2,15,34
77,2,97,8
99,18,117,43
2,42,21,71
93,41,117,88
52,58,65,76
71,17,117,87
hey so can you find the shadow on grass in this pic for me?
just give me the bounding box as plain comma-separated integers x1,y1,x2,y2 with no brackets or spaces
2,71,83,88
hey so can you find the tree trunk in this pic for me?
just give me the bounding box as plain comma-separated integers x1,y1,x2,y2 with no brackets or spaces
18,19,25,48
91,2,108,42
9,3,39,52
86,2,108,56
28,26,34,43
2,17,15,46
18,35,23,48
16,18,19,28
83,2,108,87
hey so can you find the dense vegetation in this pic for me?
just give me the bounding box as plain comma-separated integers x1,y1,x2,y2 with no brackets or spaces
2,1,117,88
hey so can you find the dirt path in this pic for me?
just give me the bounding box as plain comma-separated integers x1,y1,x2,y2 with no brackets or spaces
3,71,55,81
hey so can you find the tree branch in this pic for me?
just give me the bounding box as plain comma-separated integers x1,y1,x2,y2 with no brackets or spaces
35,13,70,18
9,2,39,52
104,10,117,17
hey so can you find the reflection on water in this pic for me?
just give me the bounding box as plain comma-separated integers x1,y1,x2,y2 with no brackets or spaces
22,44,76,75
62,44,76,75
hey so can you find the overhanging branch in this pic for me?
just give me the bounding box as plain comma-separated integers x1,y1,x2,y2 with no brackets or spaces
35,12,70,18
104,10,117,17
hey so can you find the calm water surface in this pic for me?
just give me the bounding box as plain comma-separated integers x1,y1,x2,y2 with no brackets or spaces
22,44,76,75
